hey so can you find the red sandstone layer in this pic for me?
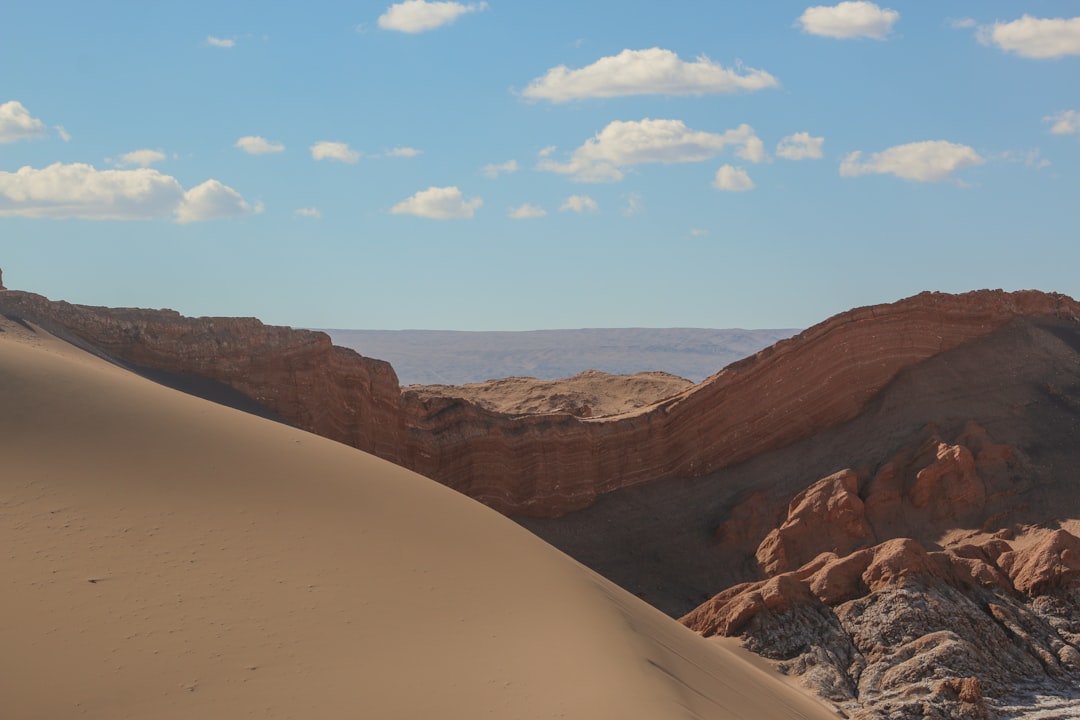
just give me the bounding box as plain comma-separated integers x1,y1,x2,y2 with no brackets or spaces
2,288,1078,516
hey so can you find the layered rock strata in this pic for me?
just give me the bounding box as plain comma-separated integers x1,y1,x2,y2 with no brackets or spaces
2,288,1079,517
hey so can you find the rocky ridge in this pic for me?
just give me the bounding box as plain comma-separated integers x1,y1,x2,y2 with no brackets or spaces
2,287,1079,519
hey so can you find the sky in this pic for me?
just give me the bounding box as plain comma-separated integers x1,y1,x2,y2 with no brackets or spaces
1,1,1078,330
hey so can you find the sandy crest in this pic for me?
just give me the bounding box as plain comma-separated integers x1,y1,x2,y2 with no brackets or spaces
0,319,836,720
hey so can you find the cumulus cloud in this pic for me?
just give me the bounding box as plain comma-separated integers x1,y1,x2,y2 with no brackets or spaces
310,141,361,163
294,207,321,219
0,162,255,222
538,119,765,182
977,15,1080,59
840,140,984,183
482,159,519,178
522,48,778,102
560,195,598,213
713,165,755,192
776,132,825,160
206,36,235,48
378,0,487,33
235,136,285,154
1046,110,1080,135
385,146,422,157
176,179,260,224
0,101,48,143
390,185,481,219
112,149,167,168
798,2,899,40
508,203,546,219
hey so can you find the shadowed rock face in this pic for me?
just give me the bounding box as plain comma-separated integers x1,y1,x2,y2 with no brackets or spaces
1,288,1079,520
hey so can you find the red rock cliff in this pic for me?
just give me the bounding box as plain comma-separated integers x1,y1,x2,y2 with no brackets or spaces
2,288,1078,516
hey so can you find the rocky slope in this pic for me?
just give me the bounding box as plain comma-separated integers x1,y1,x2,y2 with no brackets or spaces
406,370,693,417
2,285,1079,520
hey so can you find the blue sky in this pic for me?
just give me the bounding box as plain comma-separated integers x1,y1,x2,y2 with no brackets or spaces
1,1,1077,330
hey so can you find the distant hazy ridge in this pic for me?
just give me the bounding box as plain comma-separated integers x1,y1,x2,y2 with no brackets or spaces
322,328,800,385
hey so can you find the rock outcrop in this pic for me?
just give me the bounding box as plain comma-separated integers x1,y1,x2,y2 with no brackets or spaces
682,426,1080,719
406,370,693,418
1,288,1079,517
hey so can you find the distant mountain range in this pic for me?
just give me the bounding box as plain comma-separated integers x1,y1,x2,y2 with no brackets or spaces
321,327,800,385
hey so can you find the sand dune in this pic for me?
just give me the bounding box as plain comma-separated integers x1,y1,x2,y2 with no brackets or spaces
0,318,835,719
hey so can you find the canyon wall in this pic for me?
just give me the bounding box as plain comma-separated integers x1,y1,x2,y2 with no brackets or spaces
2,287,1079,516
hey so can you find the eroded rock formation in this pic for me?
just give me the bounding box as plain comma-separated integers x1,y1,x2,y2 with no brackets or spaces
1,288,1079,518
682,427,1080,719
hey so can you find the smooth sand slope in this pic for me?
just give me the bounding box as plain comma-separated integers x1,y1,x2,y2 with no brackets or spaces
0,318,835,720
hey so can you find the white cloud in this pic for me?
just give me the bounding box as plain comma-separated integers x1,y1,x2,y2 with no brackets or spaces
55,125,71,142
176,179,260,224
537,145,556,158
114,149,167,167
235,136,285,154
310,141,361,163
690,227,708,237
948,17,976,30
294,207,321,219
385,146,422,157
538,119,765,182
0,101,47,143
622,192,643,217
1046,110,1080,135
560,195,598,213
508,203,546,219
522,48,778,102
840,140,984,183
0,162,255,222
776,132,825,160
977,16,1080,59
482,159,519,178
798,2,899,40
207,36,235,48
713,165,755,192
1024,149,1051,169
391,186,481,219
737,135,767,163
378,0,487,33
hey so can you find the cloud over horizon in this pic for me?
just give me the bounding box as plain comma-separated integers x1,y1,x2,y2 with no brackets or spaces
538,119,766,182
522,48,779,102
0,162,256,222
310,141,361,163
391,185,481,219
840,140,984,183
0,101,48,143
977,15,1080,59
798,2,899,40
378,0,487,33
